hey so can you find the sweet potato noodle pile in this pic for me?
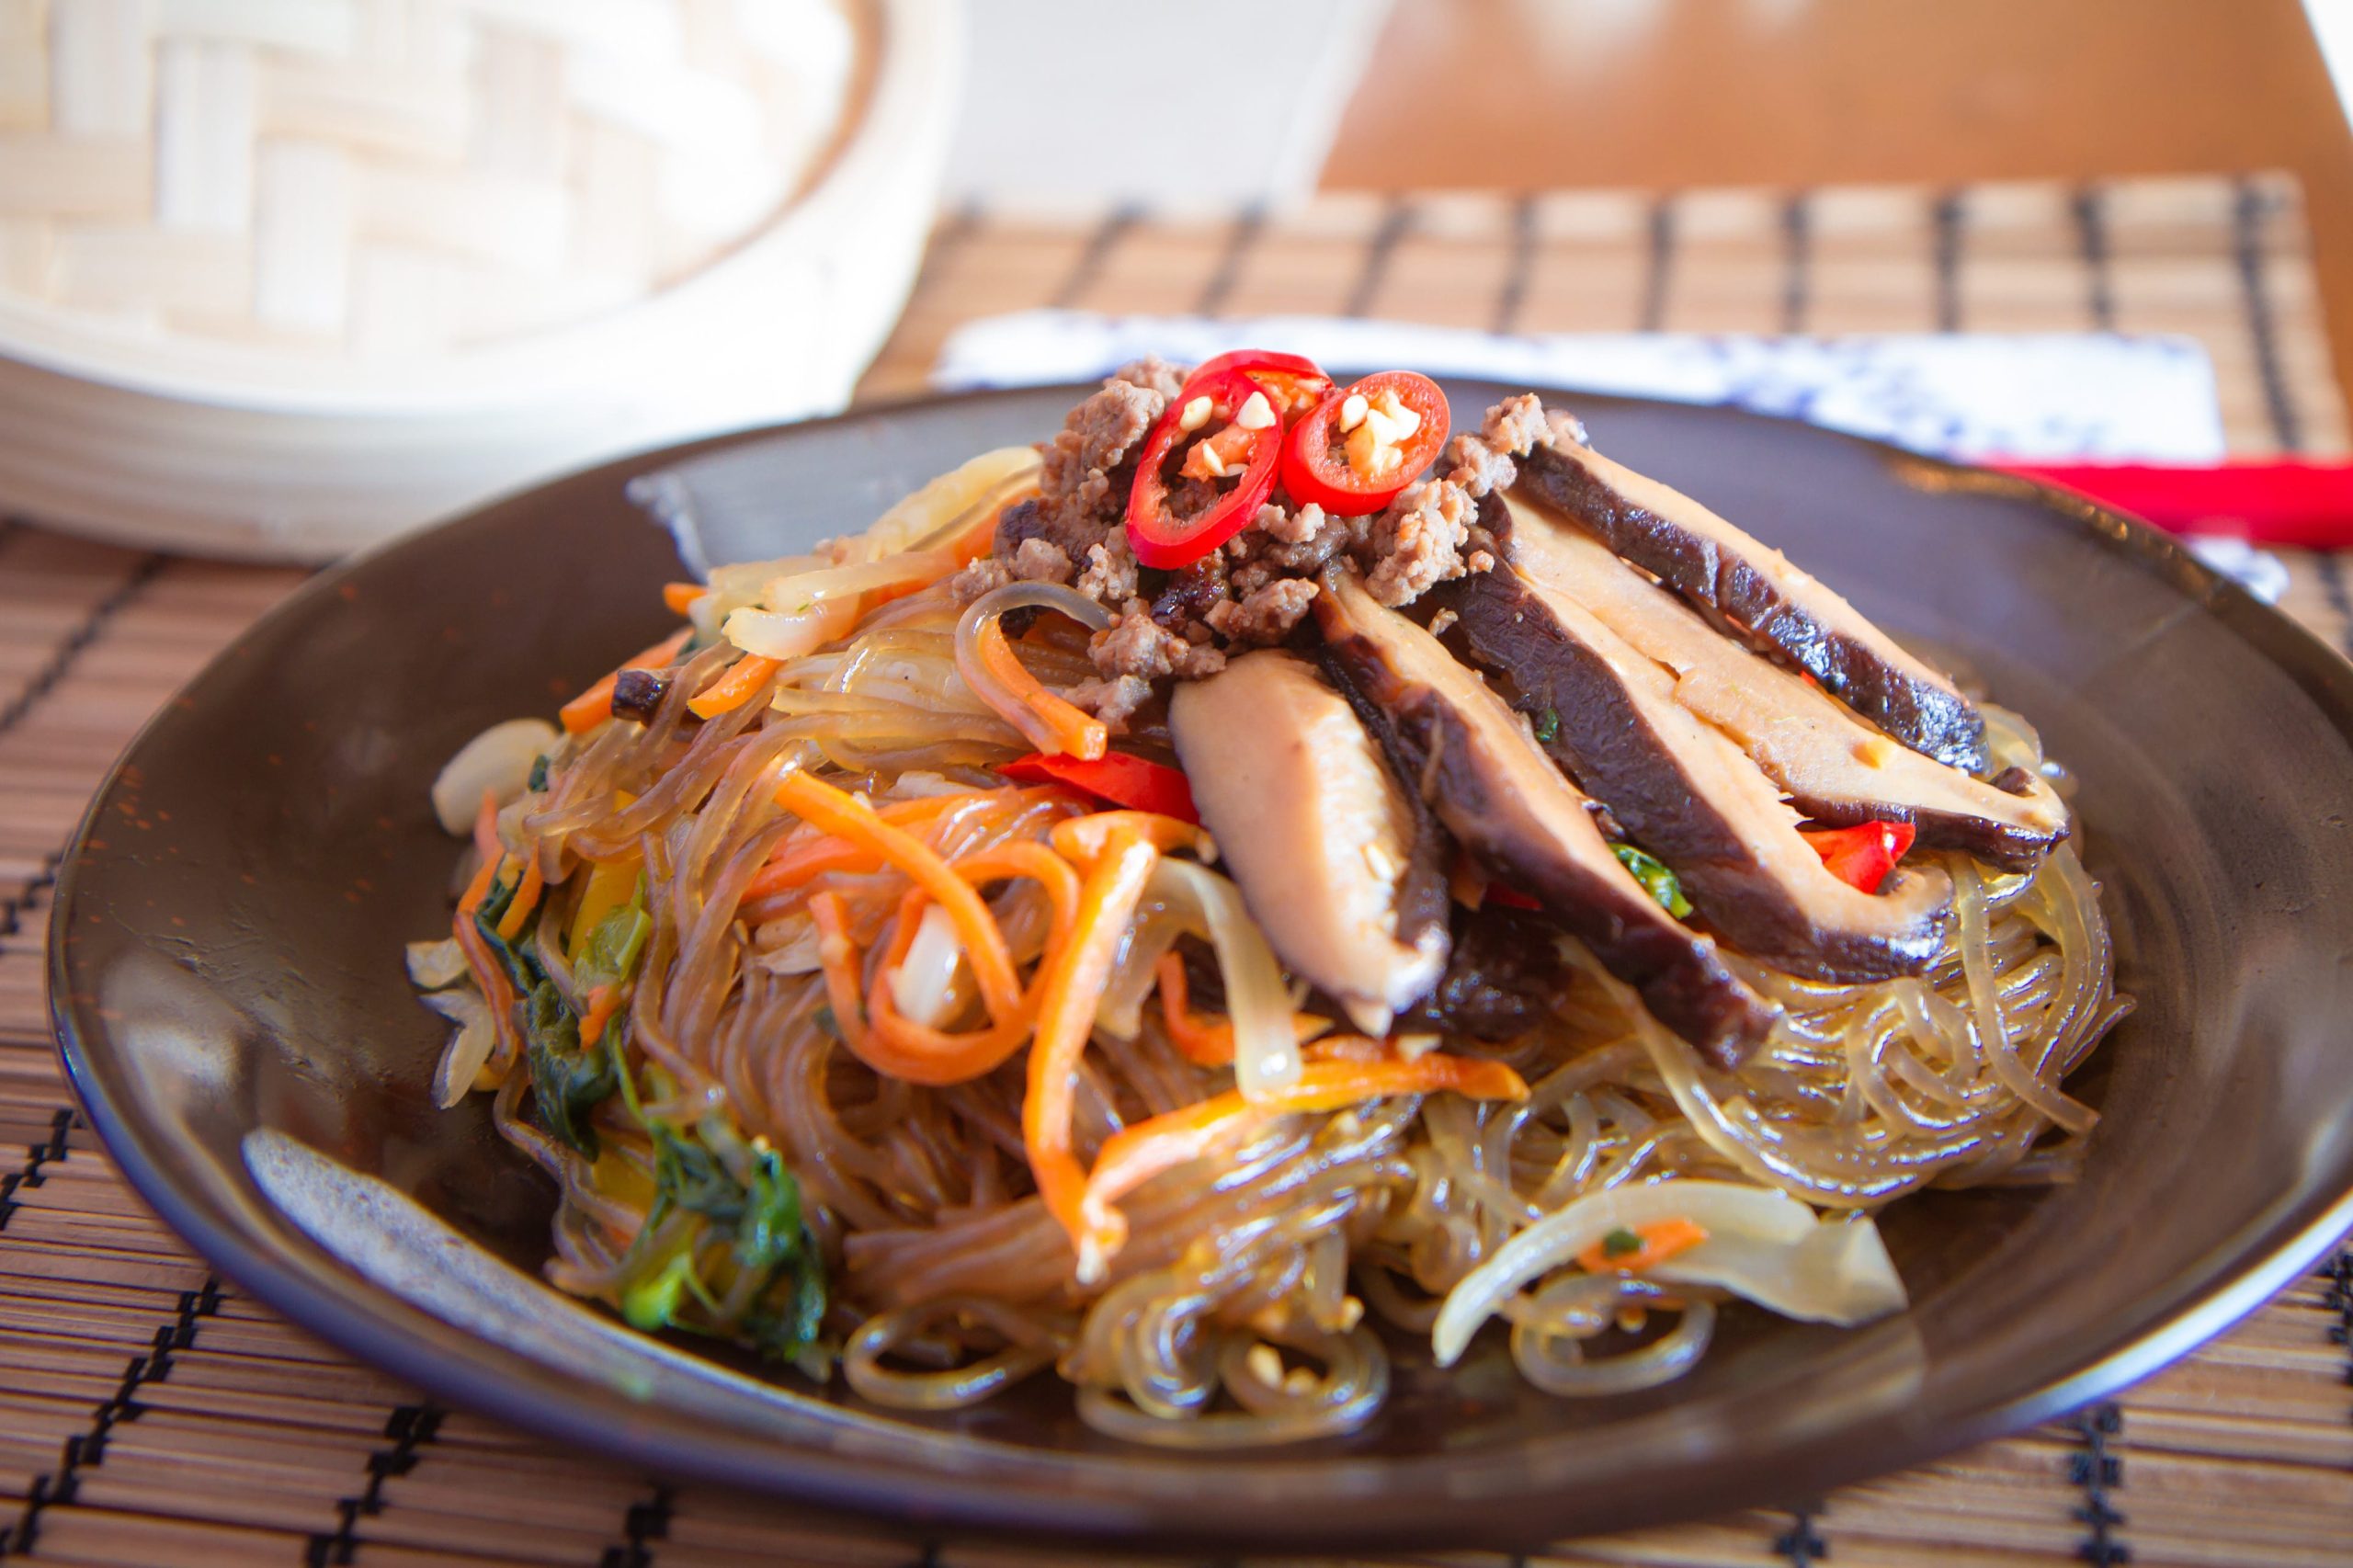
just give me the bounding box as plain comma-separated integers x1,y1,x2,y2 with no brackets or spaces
409,361,2126,1448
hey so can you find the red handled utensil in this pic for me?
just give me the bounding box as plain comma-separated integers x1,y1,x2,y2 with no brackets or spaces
1990,460,2353,549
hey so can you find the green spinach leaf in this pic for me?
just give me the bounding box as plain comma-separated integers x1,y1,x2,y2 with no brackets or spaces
523,980,615,1158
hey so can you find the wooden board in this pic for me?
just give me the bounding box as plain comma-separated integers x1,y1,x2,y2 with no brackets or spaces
5,172,2349,1566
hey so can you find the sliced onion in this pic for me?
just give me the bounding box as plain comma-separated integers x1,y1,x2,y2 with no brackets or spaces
891,770,979,800
724,598,861,662
887,903,967,1028
953,582,1114,756
1650,1212,1907,1326
431,719,557,836
1145,858,1299,1099
861,447,1042,560
695,551,824,642
1430,1179,1906,1366
405,937,468,990
1096,901,1189,1040
422,987,494,1109
758,551,959,611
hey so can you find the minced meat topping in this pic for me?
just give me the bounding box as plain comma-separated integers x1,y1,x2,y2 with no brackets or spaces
963,359,1559,729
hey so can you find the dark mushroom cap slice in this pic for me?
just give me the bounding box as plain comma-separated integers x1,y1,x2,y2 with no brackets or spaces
1314,565,1780,1068
1518,435,1990,773
1168,649,1449,1035
1498,493,2069,872
1433,562,1953,983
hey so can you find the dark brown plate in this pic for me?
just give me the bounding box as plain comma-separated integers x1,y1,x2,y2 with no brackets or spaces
48,384,2353,1553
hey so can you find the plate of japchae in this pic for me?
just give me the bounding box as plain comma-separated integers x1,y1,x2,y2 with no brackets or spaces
49,362,2353,1551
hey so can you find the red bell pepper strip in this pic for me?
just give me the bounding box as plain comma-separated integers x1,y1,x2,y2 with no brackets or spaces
1281,370,1450,516
1126,367,1283,568
999,751,1199,824
1799,821,1918,894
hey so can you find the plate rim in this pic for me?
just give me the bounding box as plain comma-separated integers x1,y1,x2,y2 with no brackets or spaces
45,381,2353,1551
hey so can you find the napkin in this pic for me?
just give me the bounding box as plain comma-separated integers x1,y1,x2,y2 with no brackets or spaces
933,310,2228,463
930,309,2280,600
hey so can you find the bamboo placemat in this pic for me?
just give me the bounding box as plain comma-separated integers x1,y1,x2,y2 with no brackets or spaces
6,172,2352,1567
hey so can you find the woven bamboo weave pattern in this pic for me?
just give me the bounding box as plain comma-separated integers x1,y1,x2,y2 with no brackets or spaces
2,172,2349,1564
0,0,860,357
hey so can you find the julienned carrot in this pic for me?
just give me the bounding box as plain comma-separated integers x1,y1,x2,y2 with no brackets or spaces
776,773,1025,1020
494,854,544,941
579,983,625,1047
862,547,963,609
1151,950,1327,1067
452,854,519,1077
833,841,1083,1085
1154,950,1231,1064
1076,1052,1530,1268
1051,810,1213,866
808,892,874,1054
740,792,981,903
686,653,782,720
974,617,1106,761
1574,1217,1709,1276
457,847,500,919
558,628,693,735
662,582,703,615
472,790,503,869
1027,828,1160,1278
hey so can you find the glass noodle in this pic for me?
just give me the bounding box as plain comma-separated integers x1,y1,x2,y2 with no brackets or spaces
411,443,2129,1447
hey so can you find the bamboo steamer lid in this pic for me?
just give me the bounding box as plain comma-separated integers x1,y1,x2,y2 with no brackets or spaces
0,0,958,559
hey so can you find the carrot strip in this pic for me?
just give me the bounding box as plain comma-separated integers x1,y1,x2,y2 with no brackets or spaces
949,839,1084,940
686,653,782,720
1078,1053,1530,1268
851,840,1085,1085
1575,1217,1710,1276
863,547,964,608
776,773,1024,1021
471,790,503,869
559,628,693,735
1152,949,1330,1067
494,854,544,941
579,983,626,1047
1051,809,1213,866
1154,950,1234,1066
1027,829,1160,1278
807,892,875,1055
662,581,704,615
456,851,500,919
949,494,1029,563
739,793,980,903
974,616,1106,761
451,858,519,1077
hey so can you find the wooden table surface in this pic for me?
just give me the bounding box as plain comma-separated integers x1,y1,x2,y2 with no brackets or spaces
1324,0,2353,420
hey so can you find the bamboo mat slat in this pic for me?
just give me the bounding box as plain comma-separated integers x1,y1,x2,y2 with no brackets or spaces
2,172,2348,1567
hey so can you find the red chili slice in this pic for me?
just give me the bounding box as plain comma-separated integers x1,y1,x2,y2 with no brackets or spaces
1798,820,1918,894
1281,370,1450,516
1191,349,1332,415
999,751,1199,823
1126,366,1283,569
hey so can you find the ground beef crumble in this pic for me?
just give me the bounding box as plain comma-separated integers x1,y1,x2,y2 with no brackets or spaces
1205,577,1319,643
1092,601,1226,685
962,361,1569,728
1364,478,1475,607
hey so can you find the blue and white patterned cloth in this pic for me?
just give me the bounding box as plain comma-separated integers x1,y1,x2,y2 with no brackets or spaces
930,309,2279,597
